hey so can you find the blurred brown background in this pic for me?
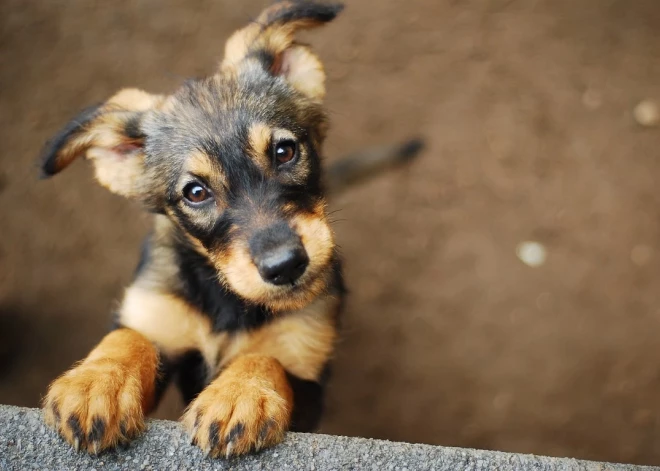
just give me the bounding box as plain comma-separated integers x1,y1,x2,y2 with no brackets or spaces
2,0,660,466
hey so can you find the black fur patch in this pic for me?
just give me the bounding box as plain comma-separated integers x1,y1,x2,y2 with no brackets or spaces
176,349,210,405
285,363,331,432
226,423,245,444
87,417,106,444
39,103,103,178
248,220,301,259
209,421,221,449
175,241,271,332
154,353,174,407
67,415,84,442
124,115,145,140
264,1,344,27
250,49,277,72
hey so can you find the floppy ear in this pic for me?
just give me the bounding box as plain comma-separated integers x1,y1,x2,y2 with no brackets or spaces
39,88,164,198
220,0,344,103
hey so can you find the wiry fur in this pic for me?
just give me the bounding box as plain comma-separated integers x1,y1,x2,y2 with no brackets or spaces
39,0,422,459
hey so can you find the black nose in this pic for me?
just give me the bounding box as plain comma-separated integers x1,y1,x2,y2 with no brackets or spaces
256,245,309,285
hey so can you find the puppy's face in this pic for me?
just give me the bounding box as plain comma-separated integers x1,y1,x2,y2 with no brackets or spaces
151,72,334,311
40,1,343,312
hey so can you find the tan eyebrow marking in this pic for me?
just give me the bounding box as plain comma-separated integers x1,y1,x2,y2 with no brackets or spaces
185,151,228,187
248,123,272,171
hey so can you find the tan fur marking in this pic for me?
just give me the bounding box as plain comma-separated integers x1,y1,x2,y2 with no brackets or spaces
222,23,262,71
136,215,184,289
119,286,227,365
182,354,292,458
248,122,272,169
272,128,296,143
215,239,266,304
222,294,339,381
106,88,164,111
280,45,326,102
88,146,144,197
42,328,159,454
291,203,334,281
185,151,224,183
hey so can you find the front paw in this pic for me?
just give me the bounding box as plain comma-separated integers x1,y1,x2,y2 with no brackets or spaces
182,357,293,458
42,359,145,454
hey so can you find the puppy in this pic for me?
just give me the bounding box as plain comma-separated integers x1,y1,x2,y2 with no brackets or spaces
39,0,421,458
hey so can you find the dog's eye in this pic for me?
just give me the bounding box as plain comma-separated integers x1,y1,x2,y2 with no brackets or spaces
183,182,212,204
274,140,297,166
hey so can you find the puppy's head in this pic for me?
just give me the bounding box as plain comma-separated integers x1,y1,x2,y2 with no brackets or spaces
40,1,344,312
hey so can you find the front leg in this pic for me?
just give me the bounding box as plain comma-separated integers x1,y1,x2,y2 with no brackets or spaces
182,354,293,458
42,328,161,454
182,294,340,458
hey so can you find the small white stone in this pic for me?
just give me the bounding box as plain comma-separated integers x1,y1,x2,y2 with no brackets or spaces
516,241,547,267
633,100,660,127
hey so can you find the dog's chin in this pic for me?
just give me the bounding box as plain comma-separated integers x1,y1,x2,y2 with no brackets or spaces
226,267,330,313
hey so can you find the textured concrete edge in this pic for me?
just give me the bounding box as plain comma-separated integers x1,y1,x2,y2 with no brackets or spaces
0,405,657,471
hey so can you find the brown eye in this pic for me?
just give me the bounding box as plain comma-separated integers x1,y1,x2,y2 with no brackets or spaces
183,182,212,204
274,140,297,165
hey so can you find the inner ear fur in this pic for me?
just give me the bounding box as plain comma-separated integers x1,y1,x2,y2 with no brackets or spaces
39,88,164,197
220,0,344,103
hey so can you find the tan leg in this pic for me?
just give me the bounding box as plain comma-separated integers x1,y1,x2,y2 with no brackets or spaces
182,354,293,458
42,328,160,454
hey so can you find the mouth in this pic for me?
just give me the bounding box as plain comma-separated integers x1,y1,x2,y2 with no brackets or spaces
264,266,323,297
259,265,331,312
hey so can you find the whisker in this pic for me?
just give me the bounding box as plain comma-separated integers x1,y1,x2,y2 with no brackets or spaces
325,208,344,217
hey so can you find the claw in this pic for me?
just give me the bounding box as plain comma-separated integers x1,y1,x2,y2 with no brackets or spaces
255,439,264,452
256,419,274,451
73,437,81,452
118,439,131,451
208,421,221,450
225,442,234,458
119,421,128,439
226,423,244,444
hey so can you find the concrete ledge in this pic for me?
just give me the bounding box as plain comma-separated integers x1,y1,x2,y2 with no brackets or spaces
0,405,655,471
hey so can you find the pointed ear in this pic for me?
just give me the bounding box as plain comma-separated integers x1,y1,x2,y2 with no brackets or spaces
220,0,344,103
39,88,164,197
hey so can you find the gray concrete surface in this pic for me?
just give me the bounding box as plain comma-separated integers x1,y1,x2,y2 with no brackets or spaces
0,405,657,471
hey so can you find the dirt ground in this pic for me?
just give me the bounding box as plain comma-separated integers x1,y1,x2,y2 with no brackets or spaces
2,0,660,466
